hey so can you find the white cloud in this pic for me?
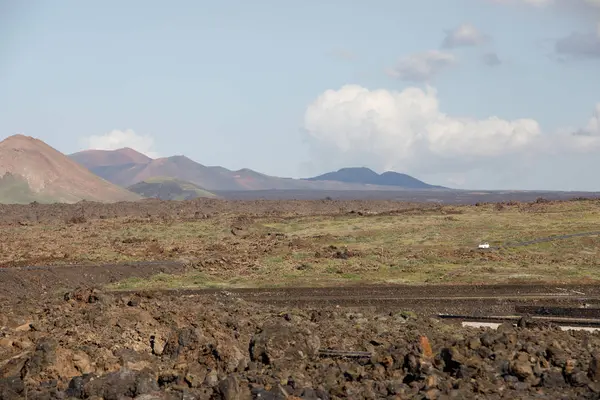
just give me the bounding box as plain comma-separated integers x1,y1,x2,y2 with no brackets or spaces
82,129,158,157
304,86,600,184
386,51,456,82
304,84,542,175
442,24,489,48
531,104,600,157
574,103,600,136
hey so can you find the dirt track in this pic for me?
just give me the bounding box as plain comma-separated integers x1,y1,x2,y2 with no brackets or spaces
3,259,599,317
113,283,600,317
3,279,600,399
0,261,187,304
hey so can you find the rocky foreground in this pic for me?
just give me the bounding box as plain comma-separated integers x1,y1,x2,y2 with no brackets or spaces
1,289,600,399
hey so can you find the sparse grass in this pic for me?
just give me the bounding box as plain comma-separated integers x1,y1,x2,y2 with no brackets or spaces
108,272,227,290
129,176,217,199
0,174,58,204
3,200,600,288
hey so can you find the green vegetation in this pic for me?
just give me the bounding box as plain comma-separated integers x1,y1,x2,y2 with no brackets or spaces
128,176,216,200
0,173,56,204
4,199,600,289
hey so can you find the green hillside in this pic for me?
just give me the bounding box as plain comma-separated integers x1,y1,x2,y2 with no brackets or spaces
0,173,56,204
128,177,217,200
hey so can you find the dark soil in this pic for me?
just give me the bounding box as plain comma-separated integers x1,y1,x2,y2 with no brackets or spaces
0,261,186,303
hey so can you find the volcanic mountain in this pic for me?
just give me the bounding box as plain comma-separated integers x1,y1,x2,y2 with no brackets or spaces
70,148,444,191
69,150,274,190
307,167,445,189
0,135,141,204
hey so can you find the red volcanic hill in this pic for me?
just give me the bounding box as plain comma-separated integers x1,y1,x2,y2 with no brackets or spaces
0,135,141,204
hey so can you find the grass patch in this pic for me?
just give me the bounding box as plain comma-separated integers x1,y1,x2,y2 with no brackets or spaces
107,272,227,290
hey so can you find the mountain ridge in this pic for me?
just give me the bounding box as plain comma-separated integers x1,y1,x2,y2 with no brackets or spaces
69,148,445,191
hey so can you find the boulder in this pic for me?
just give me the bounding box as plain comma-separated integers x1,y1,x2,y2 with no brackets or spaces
249,321,320,369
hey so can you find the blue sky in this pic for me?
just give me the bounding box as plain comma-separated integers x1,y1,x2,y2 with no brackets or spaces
1,0,600,190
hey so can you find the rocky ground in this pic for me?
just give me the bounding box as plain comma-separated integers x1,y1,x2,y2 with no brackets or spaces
0,197,588,227
3,198,600,399
0,198,428,226
2,288,600,399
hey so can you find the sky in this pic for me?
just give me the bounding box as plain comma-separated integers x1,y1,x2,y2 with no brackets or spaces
1,0,600,191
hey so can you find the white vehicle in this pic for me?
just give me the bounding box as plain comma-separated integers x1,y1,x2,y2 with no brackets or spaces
478,242,490,249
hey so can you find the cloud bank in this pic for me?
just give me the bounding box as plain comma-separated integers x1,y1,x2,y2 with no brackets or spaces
82,129,158,157
303,84,600,182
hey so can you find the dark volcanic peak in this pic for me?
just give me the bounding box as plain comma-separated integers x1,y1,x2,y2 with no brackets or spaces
310,167,380,184
308,167,445,189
